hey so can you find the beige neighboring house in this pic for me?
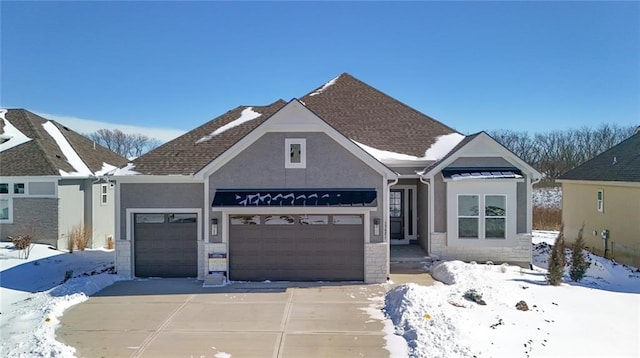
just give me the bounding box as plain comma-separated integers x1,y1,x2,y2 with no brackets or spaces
558,129,640,267
0,109,128,249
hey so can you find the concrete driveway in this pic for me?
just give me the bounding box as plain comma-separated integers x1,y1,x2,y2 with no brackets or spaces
57,279,396,358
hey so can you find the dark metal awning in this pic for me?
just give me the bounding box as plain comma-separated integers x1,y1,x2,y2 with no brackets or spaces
442,167,523,180
212,188,377,207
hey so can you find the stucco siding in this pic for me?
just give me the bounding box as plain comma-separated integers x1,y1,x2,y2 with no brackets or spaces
562,182,640,267
58,180,88,248
209,132,385,243
433,174,446,232
449,156,513,168
92,183,116,248
0,198,58,246
517,180,527,233
417,180,429,251
119,183,204,239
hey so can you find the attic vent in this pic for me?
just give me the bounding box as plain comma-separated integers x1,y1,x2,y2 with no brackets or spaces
56,154,62,159
62,126,70,131
174,150,182,157
612,156,617,165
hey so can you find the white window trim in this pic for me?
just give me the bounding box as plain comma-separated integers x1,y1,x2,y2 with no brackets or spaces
484,194,507,239
0,197,13,223
446,180,517,247
100,184,108,206
457,194,480,239
285,138,306,169
596,189,604,213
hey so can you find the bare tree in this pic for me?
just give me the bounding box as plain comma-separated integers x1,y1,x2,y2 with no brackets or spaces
490,124,635,183
87,129,160,158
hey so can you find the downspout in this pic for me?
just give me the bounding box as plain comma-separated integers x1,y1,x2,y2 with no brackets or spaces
529,175,542,269
386,177,399,281
419,176,431,256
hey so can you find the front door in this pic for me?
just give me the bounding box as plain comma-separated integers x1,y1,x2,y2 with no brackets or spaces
390,189,404,240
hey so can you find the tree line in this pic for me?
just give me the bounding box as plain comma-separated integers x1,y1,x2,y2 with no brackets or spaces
489,124,636,182
86,129,161,159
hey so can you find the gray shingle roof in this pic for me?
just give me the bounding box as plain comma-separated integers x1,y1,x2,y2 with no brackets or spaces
0,109,128,177
132,73,461,175
559,131,640,182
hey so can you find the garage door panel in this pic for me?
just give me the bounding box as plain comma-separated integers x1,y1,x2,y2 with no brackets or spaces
229,214,364,281
134,213,197,278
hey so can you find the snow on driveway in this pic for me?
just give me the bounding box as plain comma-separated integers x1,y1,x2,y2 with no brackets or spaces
0,242,122,357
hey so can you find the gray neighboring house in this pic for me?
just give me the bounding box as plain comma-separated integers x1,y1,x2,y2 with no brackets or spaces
0,109,128,249
113,73,541,284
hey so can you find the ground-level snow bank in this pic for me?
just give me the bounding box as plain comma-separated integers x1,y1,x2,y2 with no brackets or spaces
385,247,640,358
0,273,123,357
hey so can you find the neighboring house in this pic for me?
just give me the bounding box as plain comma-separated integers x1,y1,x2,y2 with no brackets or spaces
0,109,128,249
112,73,541,284
558,129,640,267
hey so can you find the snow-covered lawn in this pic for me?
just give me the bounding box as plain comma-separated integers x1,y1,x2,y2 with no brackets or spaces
385,231,640,358
2,231,638,358
0,242,122,357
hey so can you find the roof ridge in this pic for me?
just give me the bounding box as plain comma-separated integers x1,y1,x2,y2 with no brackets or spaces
21,110,61,175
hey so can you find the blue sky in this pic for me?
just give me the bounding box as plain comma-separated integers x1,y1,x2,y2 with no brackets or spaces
2,1,638,141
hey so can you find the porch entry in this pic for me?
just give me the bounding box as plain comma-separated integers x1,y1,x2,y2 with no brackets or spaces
390,185,417,244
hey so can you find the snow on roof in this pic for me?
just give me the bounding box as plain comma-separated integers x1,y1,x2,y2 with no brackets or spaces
353,133,465,163
196,107,262,144
449,171,523,180
353,140,422,161
106,163,140,176
309,75,339,96
42,121,93,176
0,109,32,152
423,133,465,160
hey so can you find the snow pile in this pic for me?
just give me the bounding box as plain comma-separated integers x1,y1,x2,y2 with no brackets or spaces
0,108,32,152
309,75,339,96
42,121,93,176
196,107,262,143
0,242,123,357
354,133,465,163
384,231,640,358
533,187,562,208
362,295,410,357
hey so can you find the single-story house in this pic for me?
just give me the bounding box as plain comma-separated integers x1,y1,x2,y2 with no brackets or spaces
0,109,128,249
558,128,640,267
112,73,542,284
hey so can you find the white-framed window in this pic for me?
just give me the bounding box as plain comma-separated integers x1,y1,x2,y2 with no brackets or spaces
596,189,604,213
458,195,479,238
101,184,108,206
485,195,506,239
13,183,25,194
285,138,306,168
456,194,507,240
0,198,11,222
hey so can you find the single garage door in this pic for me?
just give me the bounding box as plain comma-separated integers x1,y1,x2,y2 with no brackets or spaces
134,213,198,277
229,214,364,281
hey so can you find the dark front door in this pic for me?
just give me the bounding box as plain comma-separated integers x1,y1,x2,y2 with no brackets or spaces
390,189,404,240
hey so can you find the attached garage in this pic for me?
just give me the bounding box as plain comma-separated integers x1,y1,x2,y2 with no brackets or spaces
228,214,365,281
134,213,198,277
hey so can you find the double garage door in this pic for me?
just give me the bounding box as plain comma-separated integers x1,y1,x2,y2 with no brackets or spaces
229,214,364,281
133,212,364,281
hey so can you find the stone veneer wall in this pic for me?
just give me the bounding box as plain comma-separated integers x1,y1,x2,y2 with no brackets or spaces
430,233,532,267
115,240,132,278
365,243,388,283
0,198,58,247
